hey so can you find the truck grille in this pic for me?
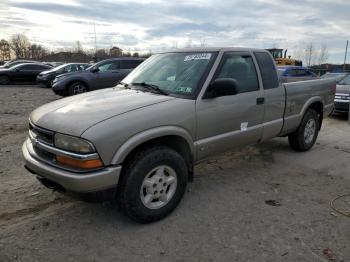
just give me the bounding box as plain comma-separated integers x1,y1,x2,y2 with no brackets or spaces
335,93,350,102
29,122,54,145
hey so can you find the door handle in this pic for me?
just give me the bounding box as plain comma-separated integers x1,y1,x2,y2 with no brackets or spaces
256,97,265,105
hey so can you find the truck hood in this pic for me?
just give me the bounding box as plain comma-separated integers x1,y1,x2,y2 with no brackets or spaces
30,88,175,136
336,84,350,94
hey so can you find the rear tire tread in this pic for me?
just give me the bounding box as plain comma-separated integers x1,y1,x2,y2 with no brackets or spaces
288,109,319,152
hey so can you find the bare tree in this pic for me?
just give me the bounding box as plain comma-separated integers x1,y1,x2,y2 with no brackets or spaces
95,48,108,59
28,44,48,60
304,42,316,67
10,34,30,59
0,39,11,61
318,44,329,65
74,41,84,54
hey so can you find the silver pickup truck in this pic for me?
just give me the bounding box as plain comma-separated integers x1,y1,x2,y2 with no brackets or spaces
23,47,335,223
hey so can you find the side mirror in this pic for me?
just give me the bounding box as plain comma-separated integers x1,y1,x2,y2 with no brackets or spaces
91,66,99,73
204,78,238,99
15,68,20,72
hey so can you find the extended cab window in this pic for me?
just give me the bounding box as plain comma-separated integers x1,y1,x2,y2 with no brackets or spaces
214,53,259,93
254,52,279,89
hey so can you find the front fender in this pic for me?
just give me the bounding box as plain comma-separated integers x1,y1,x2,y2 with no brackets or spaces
110,126,195,165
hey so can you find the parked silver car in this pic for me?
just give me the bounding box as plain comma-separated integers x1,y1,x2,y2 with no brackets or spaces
23,47,335,223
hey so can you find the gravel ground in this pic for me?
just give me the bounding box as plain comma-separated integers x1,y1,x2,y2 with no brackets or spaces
0,85,349,262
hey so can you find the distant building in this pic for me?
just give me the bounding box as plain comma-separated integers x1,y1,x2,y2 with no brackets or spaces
109,46,123,57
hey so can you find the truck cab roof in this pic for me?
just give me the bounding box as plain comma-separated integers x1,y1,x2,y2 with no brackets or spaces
160,47,270,53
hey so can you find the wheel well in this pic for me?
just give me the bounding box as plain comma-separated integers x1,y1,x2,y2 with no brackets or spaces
0,74,10,80
67,80,89,90
122,136,194,182
308,101,323,130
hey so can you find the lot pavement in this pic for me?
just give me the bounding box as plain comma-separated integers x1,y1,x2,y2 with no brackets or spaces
0,85,349,262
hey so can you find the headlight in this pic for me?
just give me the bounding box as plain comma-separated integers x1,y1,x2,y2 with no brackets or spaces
54,75,66,82
39,74,48,80
54,133,95,153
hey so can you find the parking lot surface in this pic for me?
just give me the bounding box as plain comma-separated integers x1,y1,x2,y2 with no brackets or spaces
0,85,349,262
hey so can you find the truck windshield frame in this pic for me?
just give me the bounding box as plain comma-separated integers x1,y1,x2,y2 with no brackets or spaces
122,52,218,99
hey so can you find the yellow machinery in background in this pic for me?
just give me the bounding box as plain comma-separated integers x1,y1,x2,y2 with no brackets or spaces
266,48,302,66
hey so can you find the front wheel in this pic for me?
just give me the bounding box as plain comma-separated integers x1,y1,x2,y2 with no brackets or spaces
0,75,10,85
288,109,319,152
68,82,88,96
118,146,188,223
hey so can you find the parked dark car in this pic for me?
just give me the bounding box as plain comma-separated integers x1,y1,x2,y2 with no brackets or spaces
321,72,349,83
52,57,144,96
37,63,90,88
0,63,52,84
43,62,65,68
277,66,317,83
334,74,350,114
0,60,38,69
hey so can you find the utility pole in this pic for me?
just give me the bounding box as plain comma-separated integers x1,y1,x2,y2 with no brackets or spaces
94,22,97,53
344,40,348,72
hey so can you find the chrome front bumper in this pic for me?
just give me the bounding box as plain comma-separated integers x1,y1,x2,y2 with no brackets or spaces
23,139,121,192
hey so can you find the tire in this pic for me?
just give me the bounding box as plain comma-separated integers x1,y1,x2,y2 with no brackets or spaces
0,75,10,85
118,146,188,223
68,82,88,96
288,109,319,152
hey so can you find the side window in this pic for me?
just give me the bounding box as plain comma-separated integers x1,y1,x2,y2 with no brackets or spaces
98,61,119,72
78,64,86,70
21,65,46,70
120,60,142,69
120,60,132,69
68,65,78,72
214,53,259,93
132,60,143,67
290,69,299,76
254,52,279,89
297,69,306,76
63,65,72,72
109,61,120,70
20,65,34,70
284,68,292,76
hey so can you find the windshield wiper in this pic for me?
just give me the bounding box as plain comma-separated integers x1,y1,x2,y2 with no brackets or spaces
131,82,168,96
117,81,130,88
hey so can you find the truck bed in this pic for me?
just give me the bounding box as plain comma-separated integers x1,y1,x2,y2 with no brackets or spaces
281,78,336,135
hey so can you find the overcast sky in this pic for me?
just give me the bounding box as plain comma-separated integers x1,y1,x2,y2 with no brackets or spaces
1,0,349,63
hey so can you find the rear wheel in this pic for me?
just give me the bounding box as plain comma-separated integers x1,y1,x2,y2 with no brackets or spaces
0,75,10,85
68,82,88,96
288,109,319,151
118,146,188,223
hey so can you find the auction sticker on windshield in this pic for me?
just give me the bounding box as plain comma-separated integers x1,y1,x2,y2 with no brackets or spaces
184,53,212,61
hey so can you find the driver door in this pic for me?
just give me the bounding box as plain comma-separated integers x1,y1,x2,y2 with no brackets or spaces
97,60,122,88
195,52,265,160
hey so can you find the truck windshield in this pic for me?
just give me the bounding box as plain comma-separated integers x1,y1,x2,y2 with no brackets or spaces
122,52,216,97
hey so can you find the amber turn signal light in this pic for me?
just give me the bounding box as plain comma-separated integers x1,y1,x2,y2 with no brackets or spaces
56,155,103,169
